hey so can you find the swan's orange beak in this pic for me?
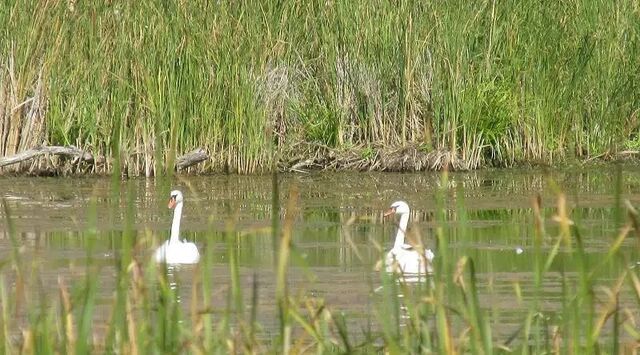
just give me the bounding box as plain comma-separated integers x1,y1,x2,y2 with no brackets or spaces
168,196,177,209
383,207,396,217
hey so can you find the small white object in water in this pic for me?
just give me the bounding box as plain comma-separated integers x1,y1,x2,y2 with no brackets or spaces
515,247,524,255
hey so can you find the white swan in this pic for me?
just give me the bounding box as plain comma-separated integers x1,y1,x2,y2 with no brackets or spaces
384,201,434,275
154,190,200,264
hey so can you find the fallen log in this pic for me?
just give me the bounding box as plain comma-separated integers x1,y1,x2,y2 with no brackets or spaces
0,145,94,168
176,148,209,169
0,145,209,172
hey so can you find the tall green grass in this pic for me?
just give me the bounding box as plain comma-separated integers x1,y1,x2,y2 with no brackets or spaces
0,0,639,174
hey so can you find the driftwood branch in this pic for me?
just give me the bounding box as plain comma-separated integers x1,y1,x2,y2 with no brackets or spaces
0,145,209,172
176,148,209,169
0,145,94,168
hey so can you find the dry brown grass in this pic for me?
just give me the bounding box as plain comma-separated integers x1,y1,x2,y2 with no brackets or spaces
0,61,48,174
281,142,483,173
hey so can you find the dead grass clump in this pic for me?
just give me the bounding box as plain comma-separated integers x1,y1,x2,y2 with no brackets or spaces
281,143,483,172
257,64,300,148
0,61,48,174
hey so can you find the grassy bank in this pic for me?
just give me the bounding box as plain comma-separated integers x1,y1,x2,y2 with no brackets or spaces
0,0,639,175
1,172,639,353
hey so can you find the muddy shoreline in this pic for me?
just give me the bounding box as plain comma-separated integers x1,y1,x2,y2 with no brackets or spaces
1,143,636,177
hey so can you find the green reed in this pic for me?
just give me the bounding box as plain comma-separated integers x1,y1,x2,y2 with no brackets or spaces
1,173,640,353
0,168,640,354
1,0,639,175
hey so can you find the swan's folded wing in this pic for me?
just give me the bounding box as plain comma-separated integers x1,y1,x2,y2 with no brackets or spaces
425,248,435,261
400,244,414,250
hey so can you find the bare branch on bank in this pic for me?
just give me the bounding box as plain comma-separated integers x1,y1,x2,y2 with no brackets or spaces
0,145,94,168
176,148,209,170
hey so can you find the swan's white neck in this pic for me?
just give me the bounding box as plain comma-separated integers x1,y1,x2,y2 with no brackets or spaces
170,202,183,244
393,213,409,249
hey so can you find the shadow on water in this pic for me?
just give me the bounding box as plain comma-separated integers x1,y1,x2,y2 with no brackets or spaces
1,165,640,348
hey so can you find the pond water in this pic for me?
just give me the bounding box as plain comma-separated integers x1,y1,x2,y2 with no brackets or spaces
1,165,640,343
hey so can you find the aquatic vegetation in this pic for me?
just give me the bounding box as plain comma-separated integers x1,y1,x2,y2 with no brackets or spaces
0,1,639,175
0,169,639,353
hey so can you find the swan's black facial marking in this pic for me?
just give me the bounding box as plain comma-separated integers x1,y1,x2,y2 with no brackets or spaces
168,195,178,209
388,201,410,215
383,206,397,217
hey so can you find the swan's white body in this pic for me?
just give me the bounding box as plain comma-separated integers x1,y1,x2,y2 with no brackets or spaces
384,201,434,275
154,190,200,264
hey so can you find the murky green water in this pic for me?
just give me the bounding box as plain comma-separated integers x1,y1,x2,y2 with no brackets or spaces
1,166,640,341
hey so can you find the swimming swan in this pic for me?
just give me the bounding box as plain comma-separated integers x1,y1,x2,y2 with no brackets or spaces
384,201,434,275
154,190,200,264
